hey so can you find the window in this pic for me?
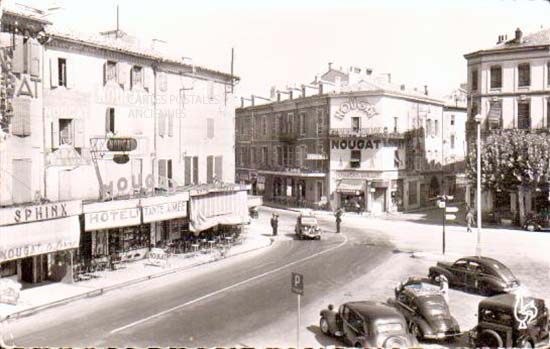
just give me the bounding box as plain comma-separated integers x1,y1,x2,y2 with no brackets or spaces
488,100,502,129
207,118,214,139
450,115,455,126
106,108,115,134
59,119,74,145
547,99,550,128
518,101,530,129
287,113,294,134
299,112,306,135
261,147,268,165
426,119,432,136
548,62,550,85
434,119,439,136
58,58,67,87
105,61,117,83
206,156,214,184
131,65,143,89
184,156,192,185
352,117,360,132
450,135,455,149
192,156,199,184
394,149,401,168
393,117,398,133
250,147,256,165
262,117,267,136
490,66,502,89
350,150,361,168
277,146,283,166
214,156,223,181
518,63,530,87
158,159,173,188
471,69,478,91
317,109,325,135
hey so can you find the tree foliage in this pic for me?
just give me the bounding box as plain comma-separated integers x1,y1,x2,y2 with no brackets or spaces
466,130,550,191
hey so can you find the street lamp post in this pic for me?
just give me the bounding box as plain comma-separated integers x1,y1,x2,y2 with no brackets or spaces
474,114,483,256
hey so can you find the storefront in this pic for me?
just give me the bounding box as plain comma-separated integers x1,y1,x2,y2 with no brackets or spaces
82,199,147,265
141,192,189,245
335,179,366,212
0,200,82,284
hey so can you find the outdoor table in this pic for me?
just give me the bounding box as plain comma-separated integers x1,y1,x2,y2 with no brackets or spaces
191,243,200,255
224,236,233,247
208,240,216,253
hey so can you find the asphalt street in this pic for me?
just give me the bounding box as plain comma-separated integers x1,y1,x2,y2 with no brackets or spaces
7,209,395,347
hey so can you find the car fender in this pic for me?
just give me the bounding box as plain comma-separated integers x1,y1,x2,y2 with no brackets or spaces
412,316,434,337
429,266,454,281
477,275,507,291
320,310,341,335
516,335,534,348
478,328,504,348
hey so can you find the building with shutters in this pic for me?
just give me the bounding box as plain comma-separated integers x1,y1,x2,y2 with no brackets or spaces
236,65,467,213
0,7,248,286
464,27,550,221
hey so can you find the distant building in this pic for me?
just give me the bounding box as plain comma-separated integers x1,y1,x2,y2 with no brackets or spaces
464,27,550,219
236,65,467,213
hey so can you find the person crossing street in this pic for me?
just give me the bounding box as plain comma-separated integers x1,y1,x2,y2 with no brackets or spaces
270,213,279,236
335,208,343,233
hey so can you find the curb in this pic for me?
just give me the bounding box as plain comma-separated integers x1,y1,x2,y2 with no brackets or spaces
5,238,274,321
411,251,462,262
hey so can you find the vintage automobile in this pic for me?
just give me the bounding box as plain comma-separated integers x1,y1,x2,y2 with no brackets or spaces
524,211,550,232
388,277,460,340
428,256,521,296
319,301,418,348
470,293,549,348
295,214,321,240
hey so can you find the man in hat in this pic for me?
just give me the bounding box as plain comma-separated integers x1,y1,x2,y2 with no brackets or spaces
335,208,343,233
270,213,279,236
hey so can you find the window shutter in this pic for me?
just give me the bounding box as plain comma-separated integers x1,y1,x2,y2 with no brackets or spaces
52,119,59,149
167,159,173,187
184,156,192,185
144,67,153,91
118,62,129,87
168,114,174,137
50,58,59,88
192,156,199,184
12,36,24,74
215,156,223,181
28,39,41,77
206,155,214,183
66,58,76,89
11,98,31,137
158,159,167,188
159,72,167,92
74,119,85,148
207,118,214,139
102,62,108,85
159,113,166,136
130,67,134,89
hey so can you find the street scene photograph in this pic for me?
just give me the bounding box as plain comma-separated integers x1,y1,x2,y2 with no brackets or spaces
1,0,550,347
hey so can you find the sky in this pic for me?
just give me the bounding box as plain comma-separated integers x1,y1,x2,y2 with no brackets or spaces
7,0,550,99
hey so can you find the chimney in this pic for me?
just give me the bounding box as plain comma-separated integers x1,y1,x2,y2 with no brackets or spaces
515,28,523,43
251,95,255,107
366,68,373,75
301,85,306,98
277,91,281,102
319,83,323,95
328,62,333,70
496,35,502,44
241,97,245,108
400,84,406,91
270,86,276,99
289,90,293,100
424,85,428,96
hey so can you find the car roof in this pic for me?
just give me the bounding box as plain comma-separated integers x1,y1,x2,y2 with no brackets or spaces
402,286,442,299
479,294,544,312
346,301,404,320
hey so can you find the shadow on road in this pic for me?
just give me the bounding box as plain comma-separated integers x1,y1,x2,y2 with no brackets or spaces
306,325,342,347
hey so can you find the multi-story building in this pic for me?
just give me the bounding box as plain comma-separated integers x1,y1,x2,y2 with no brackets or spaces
0,7,247,285
464,27,550,220
236,65,467,213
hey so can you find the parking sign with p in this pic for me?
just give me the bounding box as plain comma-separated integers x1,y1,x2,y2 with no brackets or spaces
291,272,304,295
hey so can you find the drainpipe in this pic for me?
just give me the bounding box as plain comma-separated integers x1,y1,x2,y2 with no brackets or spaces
152,62,158,191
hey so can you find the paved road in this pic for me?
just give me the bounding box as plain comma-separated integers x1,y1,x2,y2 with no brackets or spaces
8,209,394,347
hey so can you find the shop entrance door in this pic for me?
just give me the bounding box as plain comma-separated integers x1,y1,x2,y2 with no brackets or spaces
21,256,47,283
21,257,33,283
372,188,386,213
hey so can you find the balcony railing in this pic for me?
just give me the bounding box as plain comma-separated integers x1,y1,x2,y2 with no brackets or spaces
329,128,406,139
279,133,297,143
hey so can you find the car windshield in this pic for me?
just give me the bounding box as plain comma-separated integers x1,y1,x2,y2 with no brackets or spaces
404,282,439,292
420,298,450,317
301,217,317,225
376,322,403,334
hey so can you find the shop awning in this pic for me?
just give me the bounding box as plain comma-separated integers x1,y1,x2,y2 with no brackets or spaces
189,190,250,232
0,216,80,263
336,179,366,193
141,192,189,223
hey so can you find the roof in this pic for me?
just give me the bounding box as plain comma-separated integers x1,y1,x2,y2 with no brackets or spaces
340,79,444,105
2,8,52,25
465,27,550,58
347,301,403,319
477,293,545,312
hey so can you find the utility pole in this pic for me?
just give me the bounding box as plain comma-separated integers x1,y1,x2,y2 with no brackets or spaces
230,47,234,94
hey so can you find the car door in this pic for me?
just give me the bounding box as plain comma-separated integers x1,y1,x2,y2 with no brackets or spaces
450,259,469,287
343,308,364,345
465,261,481,290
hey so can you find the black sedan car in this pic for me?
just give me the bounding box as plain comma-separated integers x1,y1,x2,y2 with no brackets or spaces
388,278,460,340
428,256,520,296
319,301,418,348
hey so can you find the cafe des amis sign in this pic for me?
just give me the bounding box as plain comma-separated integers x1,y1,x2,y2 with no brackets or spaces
334,97,377,120
0,200,82,226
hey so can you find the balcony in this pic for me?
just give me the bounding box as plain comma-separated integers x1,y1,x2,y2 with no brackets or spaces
329,127,406,139
278,133,297,143
257,165,327,177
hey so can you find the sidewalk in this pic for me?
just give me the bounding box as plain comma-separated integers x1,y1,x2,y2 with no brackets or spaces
0,219,273,321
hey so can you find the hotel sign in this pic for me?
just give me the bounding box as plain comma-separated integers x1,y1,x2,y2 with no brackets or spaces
142,200,188,223
0,200,82,226
84,207,141,231
335,98,376,120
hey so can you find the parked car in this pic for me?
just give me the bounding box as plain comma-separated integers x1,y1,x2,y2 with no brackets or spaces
319,301,418,348
428,256,521,296
470,293,549,348
388,277,460,341
295,214,321,240
524,211,550,232
249,206,259,219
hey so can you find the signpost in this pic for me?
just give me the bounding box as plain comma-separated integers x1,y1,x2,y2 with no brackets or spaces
291,272,303,349
439,195,457,255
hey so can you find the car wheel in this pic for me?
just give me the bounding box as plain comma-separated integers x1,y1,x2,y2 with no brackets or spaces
527,224,536,232
479,329,503,349
353,342,362,348
319,317,330,336
519,339,533,348
409,322,423,340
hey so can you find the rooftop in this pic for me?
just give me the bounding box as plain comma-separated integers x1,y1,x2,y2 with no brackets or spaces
465,27,550,58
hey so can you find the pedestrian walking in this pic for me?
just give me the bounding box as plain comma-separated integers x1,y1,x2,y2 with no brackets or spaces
437,274,449,303
270,213,279,236
335,208,343,233
466,205,475,233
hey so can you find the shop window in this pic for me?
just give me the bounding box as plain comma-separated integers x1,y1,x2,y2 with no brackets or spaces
471,69,478,91
517,101,530,129
58,58,67,87
131,65,143,89
518,63,530,87
409,181,418,206
490,66,502,89
59,118,74,145
350,150,361,168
